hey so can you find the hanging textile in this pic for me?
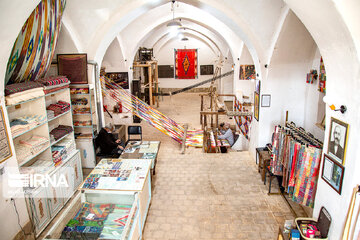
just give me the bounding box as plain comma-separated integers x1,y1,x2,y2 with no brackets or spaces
5,0,66,85
270,125,322,208
234,98,252,140
101,76,202,147
175,49,197,79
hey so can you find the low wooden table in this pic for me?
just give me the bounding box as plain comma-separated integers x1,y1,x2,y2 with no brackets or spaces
120,141,160,175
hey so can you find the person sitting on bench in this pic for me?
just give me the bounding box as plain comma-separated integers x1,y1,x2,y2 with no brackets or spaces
218,122,234,146
97,123,125,157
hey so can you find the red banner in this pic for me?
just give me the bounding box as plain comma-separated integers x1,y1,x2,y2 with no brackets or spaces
175,49,197,79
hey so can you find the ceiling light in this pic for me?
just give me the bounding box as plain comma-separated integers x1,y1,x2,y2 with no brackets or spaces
181,37,189,41
167,0,182,27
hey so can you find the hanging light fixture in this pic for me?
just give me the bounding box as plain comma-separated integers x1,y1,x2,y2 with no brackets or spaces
167,0,182,27
181,37,189,41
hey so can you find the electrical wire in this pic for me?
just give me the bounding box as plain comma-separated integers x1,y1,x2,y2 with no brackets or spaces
11,198,30,237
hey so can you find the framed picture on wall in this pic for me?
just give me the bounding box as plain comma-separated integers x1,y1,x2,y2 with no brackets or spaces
200,65,214,75
254,92,259,121
321,153,344,194
255,79,260,93
261,94,271,107
57,54,88,84
105,72,129,89
327,117,349,165
0,106,12,164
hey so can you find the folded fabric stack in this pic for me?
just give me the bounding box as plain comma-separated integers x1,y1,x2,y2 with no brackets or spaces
15,135,49,164
73,107,90,114
51,145,67,166
36,76,70,94
10,115,46,137
5,81,45,105
61,202,132,240
46,110,55,120
52,138,76,165
46,101,70,118
71,98,88,105
50,125,73,141
73,120,92,126
70,88,89,94
20,160,55,175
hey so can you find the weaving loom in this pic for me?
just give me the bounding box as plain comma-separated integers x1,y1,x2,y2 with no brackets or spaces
101,76,202,147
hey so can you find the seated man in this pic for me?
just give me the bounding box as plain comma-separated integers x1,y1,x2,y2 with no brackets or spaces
96,123,124,157
218,122,234,146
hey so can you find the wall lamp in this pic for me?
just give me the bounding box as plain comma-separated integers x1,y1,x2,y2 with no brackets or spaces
323,96,347,114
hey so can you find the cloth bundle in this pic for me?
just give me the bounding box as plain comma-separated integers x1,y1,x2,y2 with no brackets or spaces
20,160,54,175
5,88,45,106
51,146,67,166
52,138,76,166
5,81,43,96
271,125,322,208
71,98,88,105
70,88,89,94
73,120,92,126
47,101,70,117
36,76,69,86
61,202,132,240
50,125,73,141
10,115,46,137
15,135,49,164
73,107,90,114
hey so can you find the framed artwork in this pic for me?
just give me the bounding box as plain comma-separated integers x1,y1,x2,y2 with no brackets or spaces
261,94,271,107
158,65,174,78
254,92,259,121
0,107,12,163
255,79,261,94
175,49,198,79
200,65,214,75
239,65,256,80
57,54,88,84
327,117,349,165
322,153,344,194
105,72,129,89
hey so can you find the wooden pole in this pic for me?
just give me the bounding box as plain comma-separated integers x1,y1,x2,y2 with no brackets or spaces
148,65,153,106
200,95,204,125
155,62,159,107
181,124,188,154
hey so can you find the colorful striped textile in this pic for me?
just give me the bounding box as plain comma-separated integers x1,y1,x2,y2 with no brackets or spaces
185,129,203,147
101,76,185,143
5,81,43,96
234,98,252,140
36,75,69,86
5,0,66,85
271,125,322,208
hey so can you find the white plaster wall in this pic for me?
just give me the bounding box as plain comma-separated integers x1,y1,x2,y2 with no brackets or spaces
257,11,318,148
102,38,128,72
303,47,326,141
155,37,218,89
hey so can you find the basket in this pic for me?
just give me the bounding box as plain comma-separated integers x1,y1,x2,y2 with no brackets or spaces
295,207,331,239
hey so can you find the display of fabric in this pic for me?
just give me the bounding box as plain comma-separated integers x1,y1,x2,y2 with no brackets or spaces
43,84,69,95
36,75,69,86
15,135,49,164
175,49,198,79
10,115,46,136
73,120,92,126
5,82,43,96
234,98,252,140
239,65,256,80
61,202,132,240
5,0,66,85
270,125,322,208
50,125,73,141
51,145,66,166
70,88,89,94
73,107,90,114
71,98,88,105
5,87,44,106
46,101,70,117
20,159,54,175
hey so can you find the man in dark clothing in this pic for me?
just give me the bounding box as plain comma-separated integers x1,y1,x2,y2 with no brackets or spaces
96,124,124,157
328,125,344,160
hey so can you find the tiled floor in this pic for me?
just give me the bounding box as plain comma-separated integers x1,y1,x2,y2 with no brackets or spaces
40,92,305,239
